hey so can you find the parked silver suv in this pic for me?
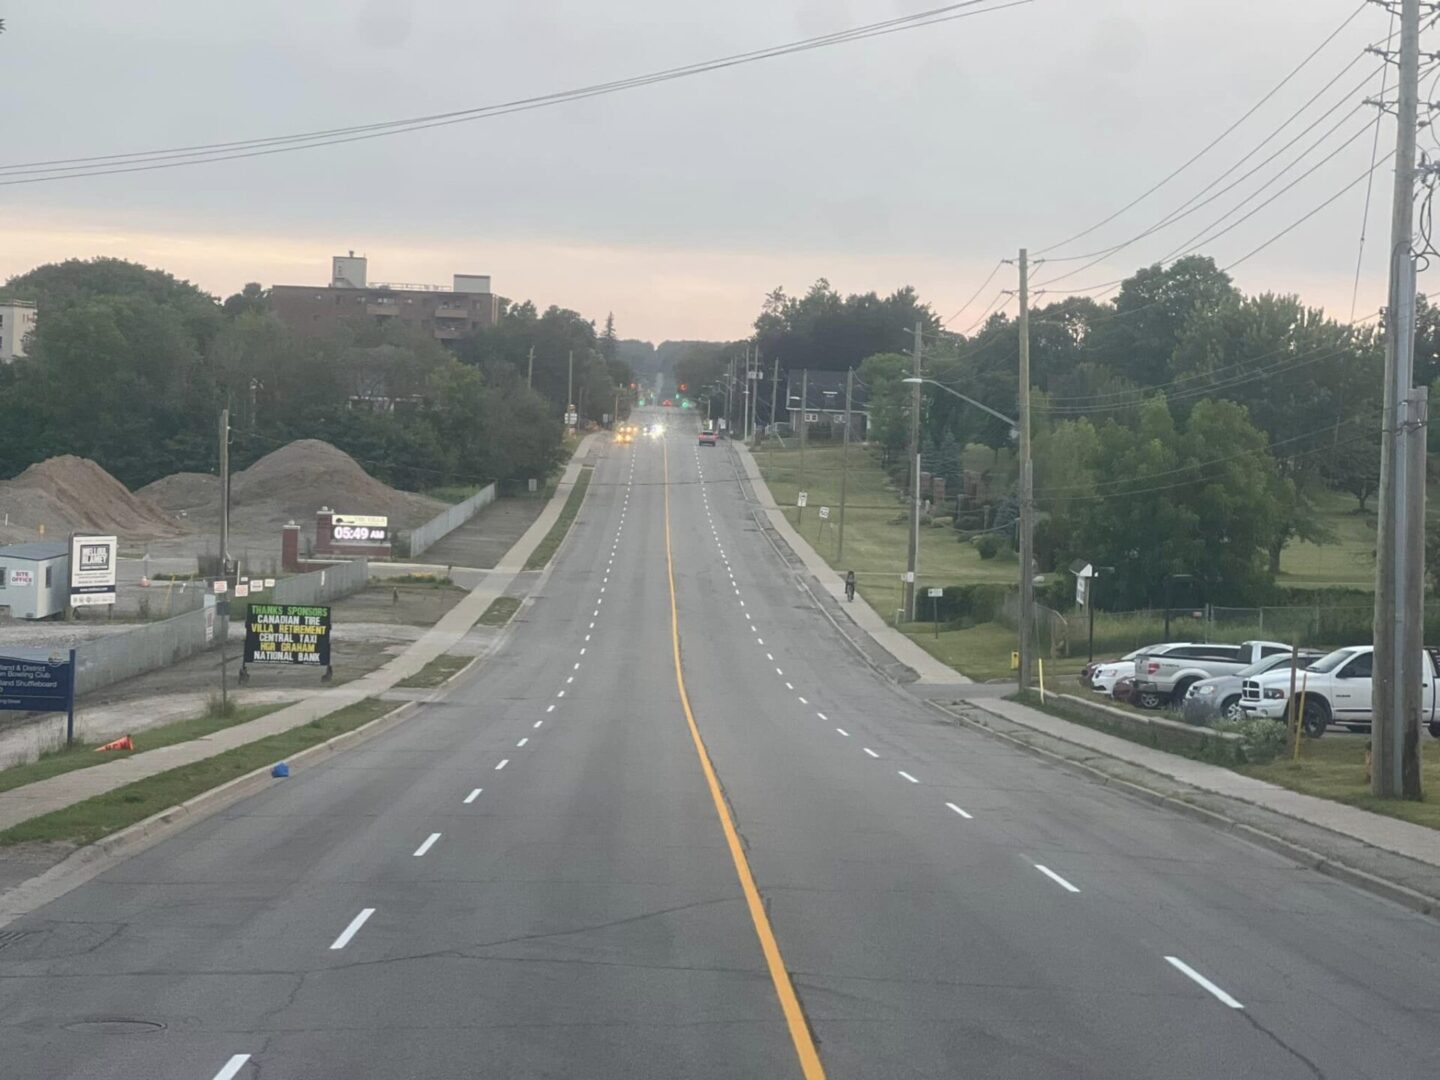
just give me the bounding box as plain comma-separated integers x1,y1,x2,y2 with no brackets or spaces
1131,640,1292,709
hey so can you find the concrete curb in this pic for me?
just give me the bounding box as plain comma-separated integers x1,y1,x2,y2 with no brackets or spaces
935,699,1440,920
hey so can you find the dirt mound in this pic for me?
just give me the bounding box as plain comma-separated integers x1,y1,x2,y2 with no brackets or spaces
0,456,183,543
231,440,443,529
137,472,220,517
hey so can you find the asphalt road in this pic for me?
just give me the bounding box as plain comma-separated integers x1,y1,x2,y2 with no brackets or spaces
2,409,1439,1079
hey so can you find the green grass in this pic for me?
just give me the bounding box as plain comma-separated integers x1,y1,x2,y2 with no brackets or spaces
478,595,522,626
395,653,471,689
759,444,1015,623
423,484,483,504
525,466,594,571
0,698,396,846
384,573,454,587
1278,487,1377,589
0,702,291,797
1240,737,1440,831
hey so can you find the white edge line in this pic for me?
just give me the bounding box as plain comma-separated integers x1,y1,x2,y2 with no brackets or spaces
1165,956,1244,1009
463,788,482,804
329,907,375,950
1034,864,1080,893
413,832,442,857
212,1055,252,1080
946,802,973,819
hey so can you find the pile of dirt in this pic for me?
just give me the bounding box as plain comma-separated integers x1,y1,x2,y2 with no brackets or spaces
0,456,184,545
138,440,444,540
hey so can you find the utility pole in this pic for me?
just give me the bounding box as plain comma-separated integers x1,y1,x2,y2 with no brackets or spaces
799,369,809,523
527,345,534,389
769,354,780,448
839,366,854,561
1018,248,1035,693
904,321,922,624
217,407,231,711
743,345,752,442
725,354,735,434
1373,0,1423,800
567,350,574,421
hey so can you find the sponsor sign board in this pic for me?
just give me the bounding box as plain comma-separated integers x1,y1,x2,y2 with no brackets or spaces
234,583,250,598
264,578,276,589
69,534,118,607
244,604,332,667
0,651,74,713
928,587,944,598
332,513,389,544
818,506,830,520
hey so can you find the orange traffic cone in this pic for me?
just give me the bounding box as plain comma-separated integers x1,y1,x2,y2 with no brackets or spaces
95,735,134,752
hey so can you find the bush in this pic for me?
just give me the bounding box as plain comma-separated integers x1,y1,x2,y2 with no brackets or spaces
975,534,1004,560
930,516,954,529
1214,715,1287,764
932,583,1010,625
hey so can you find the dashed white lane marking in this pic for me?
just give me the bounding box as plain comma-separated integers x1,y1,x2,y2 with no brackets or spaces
547,704,556,712
590,622,596,629
413,832,442,857
767,653,774,661
798,696,809,705
593,609,599,617
495,758,510,770
816,711,828,721
757,637,764,645
534,720,543,728
946,802,974,819
775,668,784,676
580,647,587,655
566,675,574,684
1034,864,1080,893
463,788,482,804
785,682,794,690
329,908,375,950
517,737,529,748
585,635,591,642
898,771,919,784
739,600,745,607
573,661,581,670
1165,956,1244,1009
863,747,879,758
557,689,565,697
212,1055,252,1080
836,728,850,737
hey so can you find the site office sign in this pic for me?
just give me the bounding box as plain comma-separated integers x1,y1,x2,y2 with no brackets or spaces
69,534,118,607
244,604,332,667
331,514,389,544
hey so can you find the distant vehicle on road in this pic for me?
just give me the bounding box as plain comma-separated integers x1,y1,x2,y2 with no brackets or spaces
1131,639,1292,710
698,430,717,446
1241,645,1440,738
1181,651,1323,726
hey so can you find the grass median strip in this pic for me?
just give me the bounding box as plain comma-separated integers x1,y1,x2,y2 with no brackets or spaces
478,595,522,626
0,702,291,797
525,465,593,571
395,653,471,689
0,697,395,847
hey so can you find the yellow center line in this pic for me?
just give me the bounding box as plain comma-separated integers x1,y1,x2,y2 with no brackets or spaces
662,437,826,1080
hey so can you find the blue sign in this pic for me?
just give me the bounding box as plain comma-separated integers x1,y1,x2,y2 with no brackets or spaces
0,651,75,714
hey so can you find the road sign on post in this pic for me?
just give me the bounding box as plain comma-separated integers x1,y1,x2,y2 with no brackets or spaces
797,491,808,507
0,649,77,744
818,506,830,520
928,587,943,638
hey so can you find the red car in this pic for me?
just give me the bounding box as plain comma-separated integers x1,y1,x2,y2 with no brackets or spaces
698,430,717,446
662,399,674,407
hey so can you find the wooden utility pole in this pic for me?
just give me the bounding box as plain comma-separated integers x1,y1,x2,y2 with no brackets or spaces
769,355,780,447
218,407,231,710
1018,248,1035,692
838,367,854,561
527,345,534,388
799,369,809,525
904,323,922,623
1373,0,1424,799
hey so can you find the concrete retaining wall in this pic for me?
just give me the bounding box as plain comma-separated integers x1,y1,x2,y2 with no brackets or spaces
408,484,497,558
272,560,370,606
1052,693,1244,756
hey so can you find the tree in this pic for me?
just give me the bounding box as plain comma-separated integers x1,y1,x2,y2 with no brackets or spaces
600,312,618,365
1321,433,1382,513
857,352,911,464
222,282,270,318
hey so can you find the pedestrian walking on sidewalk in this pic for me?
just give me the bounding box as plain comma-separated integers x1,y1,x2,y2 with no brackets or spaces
844,570,856,602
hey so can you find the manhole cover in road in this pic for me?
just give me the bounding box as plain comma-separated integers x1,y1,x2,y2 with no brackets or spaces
63,1019,167,1035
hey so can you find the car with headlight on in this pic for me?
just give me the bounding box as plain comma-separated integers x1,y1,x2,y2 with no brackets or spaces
1181,651,1322,726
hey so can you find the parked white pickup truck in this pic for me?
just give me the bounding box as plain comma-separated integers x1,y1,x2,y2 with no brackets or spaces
1130,640,1293,709
1239,645,1440,738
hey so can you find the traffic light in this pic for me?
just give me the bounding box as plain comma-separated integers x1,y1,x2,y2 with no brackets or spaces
679,383,687,392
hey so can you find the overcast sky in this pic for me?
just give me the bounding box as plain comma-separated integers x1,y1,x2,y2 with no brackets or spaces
0,0,1407,341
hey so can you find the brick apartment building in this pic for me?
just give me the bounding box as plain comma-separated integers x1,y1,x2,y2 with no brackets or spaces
269,253,499,343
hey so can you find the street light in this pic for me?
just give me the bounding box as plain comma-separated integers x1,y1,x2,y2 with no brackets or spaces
903,376,1032,688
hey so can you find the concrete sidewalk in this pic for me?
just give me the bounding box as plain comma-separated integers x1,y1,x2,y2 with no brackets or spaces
731,440,969,685
0,437,600,834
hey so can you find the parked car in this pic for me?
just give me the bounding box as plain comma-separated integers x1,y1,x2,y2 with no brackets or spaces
1085,648,1159,697
1241,645,1440,738
1131,640,1292,710
1181,651,1323,726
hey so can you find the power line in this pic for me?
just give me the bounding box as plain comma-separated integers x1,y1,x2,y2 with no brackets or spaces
942,260,1006,326
1033,1,1370,257
0,1,1035,186
1350,6,1396,320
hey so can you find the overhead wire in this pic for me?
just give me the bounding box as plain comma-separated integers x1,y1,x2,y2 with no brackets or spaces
1350,4,1396,320
0,1,1034,186
1033,0,1370,257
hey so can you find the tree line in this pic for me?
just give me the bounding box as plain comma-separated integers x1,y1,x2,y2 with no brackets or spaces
725,260,1435,610
0,258,635,493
